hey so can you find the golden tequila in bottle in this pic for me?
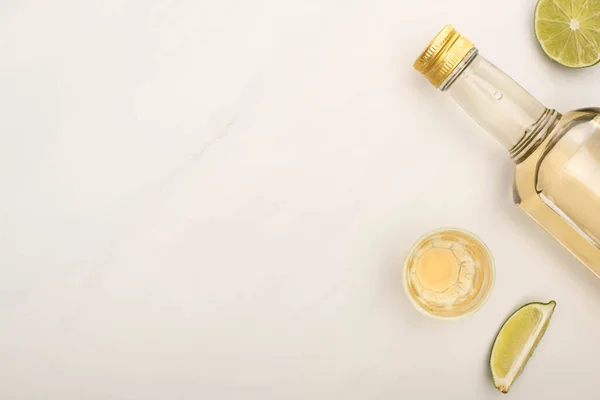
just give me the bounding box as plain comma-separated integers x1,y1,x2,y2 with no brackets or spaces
414,25,600,276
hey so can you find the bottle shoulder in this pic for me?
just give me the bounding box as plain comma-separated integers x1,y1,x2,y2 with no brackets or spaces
544,109,600,157
555,108,600,134
512,107,600,196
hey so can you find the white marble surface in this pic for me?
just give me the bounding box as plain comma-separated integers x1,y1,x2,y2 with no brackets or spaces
1,1,600,399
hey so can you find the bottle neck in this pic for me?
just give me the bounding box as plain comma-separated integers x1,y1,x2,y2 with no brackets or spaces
443,50,556,162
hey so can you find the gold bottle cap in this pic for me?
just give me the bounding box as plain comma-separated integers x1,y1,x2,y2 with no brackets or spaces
413,25,474,88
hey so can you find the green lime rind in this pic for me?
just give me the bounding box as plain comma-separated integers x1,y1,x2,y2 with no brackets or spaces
534,0,600,68
490,301,556,394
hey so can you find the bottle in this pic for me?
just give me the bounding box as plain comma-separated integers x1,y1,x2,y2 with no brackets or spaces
414,25,600,277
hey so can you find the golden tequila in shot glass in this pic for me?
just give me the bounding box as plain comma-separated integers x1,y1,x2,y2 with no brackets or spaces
403,228,495,319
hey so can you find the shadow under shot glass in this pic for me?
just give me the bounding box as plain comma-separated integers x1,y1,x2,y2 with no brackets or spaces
403,228,495,320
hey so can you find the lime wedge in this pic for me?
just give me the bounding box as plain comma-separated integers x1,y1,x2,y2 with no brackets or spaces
490,301,556,393
535,0,600,68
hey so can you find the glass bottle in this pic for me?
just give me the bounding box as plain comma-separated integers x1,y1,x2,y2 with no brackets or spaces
414,25,600,277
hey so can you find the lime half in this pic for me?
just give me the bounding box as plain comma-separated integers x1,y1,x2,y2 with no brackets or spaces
490,301,556,393
535,0,600,68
